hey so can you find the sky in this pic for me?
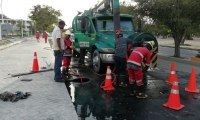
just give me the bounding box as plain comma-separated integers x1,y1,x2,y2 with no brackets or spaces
2,0,128,27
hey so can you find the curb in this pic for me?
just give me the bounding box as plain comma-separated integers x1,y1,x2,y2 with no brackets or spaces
159,45,200,51
158,54,200,67
0,38,28,50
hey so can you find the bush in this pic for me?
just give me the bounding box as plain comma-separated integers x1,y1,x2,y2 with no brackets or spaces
196,51,200,58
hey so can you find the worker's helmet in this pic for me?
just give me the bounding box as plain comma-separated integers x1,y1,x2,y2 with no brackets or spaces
115,29,123,38
37,31,39,32
62,32,66,38
144,41,155,51
65,30,71,35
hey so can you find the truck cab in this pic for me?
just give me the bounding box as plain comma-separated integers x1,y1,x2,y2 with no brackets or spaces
72,12,134,73
72,0,158,73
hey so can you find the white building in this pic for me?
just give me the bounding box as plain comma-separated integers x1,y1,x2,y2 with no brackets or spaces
0,19,33,35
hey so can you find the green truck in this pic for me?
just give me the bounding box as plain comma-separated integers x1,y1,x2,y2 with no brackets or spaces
72,0,158,73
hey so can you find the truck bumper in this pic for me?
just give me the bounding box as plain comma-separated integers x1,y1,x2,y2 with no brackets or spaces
100,53,114,63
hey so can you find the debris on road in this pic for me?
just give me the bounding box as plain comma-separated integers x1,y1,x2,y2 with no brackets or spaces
21,78,32,81
0,91,31,102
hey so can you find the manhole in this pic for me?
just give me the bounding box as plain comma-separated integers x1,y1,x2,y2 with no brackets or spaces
71,78,91,85
72,78,90,82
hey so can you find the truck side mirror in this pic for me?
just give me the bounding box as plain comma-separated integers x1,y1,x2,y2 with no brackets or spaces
81,16,86,33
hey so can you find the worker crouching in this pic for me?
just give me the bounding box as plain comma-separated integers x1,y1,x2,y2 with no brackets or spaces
62,30,74,77
127,41,155,98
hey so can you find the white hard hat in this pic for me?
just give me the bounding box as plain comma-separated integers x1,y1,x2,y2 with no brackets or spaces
145,41,154,51
65,30,71,35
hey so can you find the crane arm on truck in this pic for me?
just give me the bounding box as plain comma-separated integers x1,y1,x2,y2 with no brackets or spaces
90,0,120,33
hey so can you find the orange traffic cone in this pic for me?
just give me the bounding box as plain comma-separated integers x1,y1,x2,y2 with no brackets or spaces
31,52,39,72
166,62,178,84
163,81,185,110
101,66,115,91
185,68,199,93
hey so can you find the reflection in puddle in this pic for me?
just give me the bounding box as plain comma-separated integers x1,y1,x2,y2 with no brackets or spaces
69,84,75,102
66,80,117,120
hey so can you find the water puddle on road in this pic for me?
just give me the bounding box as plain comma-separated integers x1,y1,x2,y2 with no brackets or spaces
64,70,177,120
64,59,200,119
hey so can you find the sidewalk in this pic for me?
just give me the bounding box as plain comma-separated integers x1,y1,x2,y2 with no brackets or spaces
0,37,31,50
157,37,200,51
0,39,78,120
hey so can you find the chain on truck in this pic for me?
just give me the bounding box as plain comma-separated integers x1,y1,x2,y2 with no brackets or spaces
71,0,158,73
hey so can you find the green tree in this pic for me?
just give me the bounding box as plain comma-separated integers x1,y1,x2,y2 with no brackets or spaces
10,20,16,35
120,1,169,36
134,0,200,57
27,21,34,35
16,20,25,33
28,5,62,32
0,14,10,19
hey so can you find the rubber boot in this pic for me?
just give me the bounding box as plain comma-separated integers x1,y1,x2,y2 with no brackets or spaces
136,85,148,99
118,75,127,88
113,74,119,86
129,84,135,96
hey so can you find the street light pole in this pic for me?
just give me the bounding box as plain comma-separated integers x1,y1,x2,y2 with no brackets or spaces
0,0,3,40
1,0,3,23
21,19,23,38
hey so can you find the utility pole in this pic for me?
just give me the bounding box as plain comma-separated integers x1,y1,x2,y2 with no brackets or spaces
0,0,4,40
21,19,23,38
1,0,3,23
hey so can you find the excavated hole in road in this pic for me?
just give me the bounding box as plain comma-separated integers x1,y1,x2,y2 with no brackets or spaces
71,78,91,83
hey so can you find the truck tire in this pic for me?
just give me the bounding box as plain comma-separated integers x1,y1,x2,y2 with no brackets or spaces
73,50,80,58
92,49,106,73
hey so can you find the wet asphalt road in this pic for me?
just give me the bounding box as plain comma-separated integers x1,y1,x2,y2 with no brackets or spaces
65,57,200,120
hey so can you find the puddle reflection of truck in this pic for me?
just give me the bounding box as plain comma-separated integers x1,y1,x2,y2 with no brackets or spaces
72,0,158,73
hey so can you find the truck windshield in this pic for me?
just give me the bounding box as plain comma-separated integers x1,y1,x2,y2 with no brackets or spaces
96,16,134,32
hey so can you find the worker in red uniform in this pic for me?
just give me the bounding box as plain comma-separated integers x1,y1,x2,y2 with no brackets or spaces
43,31,48,43
36,31,40,42
114,29,144,87
127,41,155,98
62,30,74,77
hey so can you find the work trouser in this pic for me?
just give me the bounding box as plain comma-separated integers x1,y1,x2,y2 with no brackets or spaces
113,56,127,75
36,37,39,42
127,68,143,86
44,37,47,43
54,50,63,80
79,48,86,64
80,49,85,60
62,57,71,69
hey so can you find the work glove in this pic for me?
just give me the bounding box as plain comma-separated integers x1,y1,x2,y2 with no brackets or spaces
69,46,75,49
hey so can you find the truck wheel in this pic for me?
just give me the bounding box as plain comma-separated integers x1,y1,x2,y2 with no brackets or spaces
92,49,106,73
73,50,80,58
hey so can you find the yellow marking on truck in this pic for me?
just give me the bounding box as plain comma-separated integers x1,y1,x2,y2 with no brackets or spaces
153,61,157,67
151,54,157,63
